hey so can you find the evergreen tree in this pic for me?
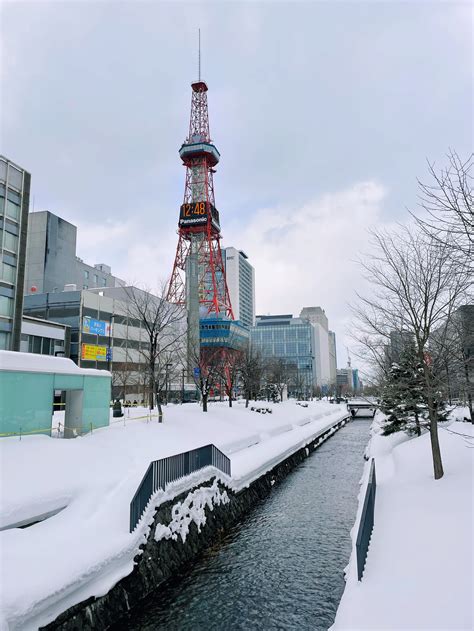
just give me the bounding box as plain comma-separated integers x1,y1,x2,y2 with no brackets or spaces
380,346,447,437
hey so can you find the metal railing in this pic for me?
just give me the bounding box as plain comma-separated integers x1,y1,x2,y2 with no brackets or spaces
355,458,376,580
129,444,231,532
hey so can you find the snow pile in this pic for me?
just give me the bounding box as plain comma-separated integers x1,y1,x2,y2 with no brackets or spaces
0,399,348,630
331,414,474,631
154,479,229,543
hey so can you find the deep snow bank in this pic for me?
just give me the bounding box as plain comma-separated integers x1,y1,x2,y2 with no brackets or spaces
0,399,348,630
331,416,474,631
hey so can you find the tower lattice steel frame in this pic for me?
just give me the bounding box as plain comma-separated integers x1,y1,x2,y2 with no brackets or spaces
168,79,234,321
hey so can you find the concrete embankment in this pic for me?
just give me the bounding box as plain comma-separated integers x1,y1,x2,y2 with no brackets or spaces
43,415,350,631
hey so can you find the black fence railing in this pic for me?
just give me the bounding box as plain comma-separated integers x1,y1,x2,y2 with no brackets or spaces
129,444,231,532
355,458,376,580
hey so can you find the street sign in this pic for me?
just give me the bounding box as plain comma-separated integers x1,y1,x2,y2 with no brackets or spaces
193,367,200,378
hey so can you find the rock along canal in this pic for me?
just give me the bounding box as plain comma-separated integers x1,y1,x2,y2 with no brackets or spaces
114,418,371,631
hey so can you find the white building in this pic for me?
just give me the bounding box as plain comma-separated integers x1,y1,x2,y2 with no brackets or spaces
328,330,337,385
300,306,331,387
223,247,255,329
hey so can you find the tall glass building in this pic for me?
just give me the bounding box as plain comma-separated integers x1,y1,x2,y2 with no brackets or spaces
250,314,317,395
0,156,31,350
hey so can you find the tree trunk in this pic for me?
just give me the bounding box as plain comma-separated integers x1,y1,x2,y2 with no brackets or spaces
422,358,444,479
245,392,249,408
228,394,232,408
148,374,154,410
202,394,208,412
463,359,473,423
429,413,444,479
148,353,156,410
414,410,421,437
157,397,163,423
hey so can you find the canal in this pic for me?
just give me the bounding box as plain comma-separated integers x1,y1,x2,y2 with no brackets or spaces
114,419,371,631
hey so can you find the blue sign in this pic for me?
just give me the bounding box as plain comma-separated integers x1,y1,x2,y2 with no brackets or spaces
193,367,200,378
82,317,110,336
106,348,113,361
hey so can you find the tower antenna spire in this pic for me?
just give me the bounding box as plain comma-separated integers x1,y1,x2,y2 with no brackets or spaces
198,28,201,81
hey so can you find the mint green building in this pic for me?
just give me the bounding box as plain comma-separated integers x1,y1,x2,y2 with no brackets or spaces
0,351,111,438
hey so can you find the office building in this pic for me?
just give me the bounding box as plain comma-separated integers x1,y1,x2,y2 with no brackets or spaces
250,314,317,395
328,330,337,385
23,285,185,400
431,304,473,405
336,367,353,393
299,306,330,386
336,365,361,394
24,210,124,296
386,330,415,365
222,247,255,329
0,156,31,351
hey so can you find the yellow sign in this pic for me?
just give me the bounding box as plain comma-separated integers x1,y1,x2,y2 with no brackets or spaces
81,343,107,362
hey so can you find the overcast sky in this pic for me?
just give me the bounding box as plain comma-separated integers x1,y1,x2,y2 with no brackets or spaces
1,0,472,371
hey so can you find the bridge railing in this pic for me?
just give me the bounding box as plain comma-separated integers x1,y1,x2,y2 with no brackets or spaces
355,458,376,580
129,444,231,533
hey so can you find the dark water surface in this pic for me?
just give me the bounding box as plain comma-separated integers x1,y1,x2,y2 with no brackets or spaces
115,419,371,631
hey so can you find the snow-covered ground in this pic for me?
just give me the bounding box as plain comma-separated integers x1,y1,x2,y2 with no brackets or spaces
331,412,474,631
0,399,348,631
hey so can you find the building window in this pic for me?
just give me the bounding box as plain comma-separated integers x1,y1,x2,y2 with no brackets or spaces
0,295,13,317
0,331,10,350
8,167,23,190
94,274,98,284
102,278,107,286
3,231,19,252
6,200,20,221
84,270,89,279
1,263,15,284
83,284,88,289
6,189,21,204
42,337,52,355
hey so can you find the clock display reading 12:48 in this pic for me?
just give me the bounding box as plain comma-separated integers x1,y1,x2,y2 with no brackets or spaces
179,202,209,226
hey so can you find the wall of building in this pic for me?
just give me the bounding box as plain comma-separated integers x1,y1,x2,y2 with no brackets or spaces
223,247,255,329
251,315,317,394
0,156,30,351
328,331,337,385
313,322,330,386
23,286,185,402
300,307,331,388
24,211,124,297
20,316,70,358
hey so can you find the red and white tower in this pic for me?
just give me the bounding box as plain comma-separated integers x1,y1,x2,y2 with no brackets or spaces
168,78,234,321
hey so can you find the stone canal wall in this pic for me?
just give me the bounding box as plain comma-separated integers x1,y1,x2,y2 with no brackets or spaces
43,416,350,631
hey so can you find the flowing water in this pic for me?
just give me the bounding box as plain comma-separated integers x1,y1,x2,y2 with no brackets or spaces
114,419,371,631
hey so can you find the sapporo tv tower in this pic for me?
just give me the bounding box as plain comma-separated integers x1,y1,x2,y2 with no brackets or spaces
167,34,248,380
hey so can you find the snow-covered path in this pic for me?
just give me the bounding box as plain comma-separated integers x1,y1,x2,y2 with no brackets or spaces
331,417,474,631
0,400,348,631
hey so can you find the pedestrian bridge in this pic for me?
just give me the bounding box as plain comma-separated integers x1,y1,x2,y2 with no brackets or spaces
347,398,378,418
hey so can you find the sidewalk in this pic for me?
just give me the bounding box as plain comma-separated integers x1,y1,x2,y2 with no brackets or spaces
331,417,474,631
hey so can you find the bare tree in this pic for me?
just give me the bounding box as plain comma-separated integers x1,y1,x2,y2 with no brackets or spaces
215,350,243,408
111,359,138,401
412,150,473,262
189,344,222,412
240,346,264,408
124,284,186,420
265,358,294,403
352,226,471,479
